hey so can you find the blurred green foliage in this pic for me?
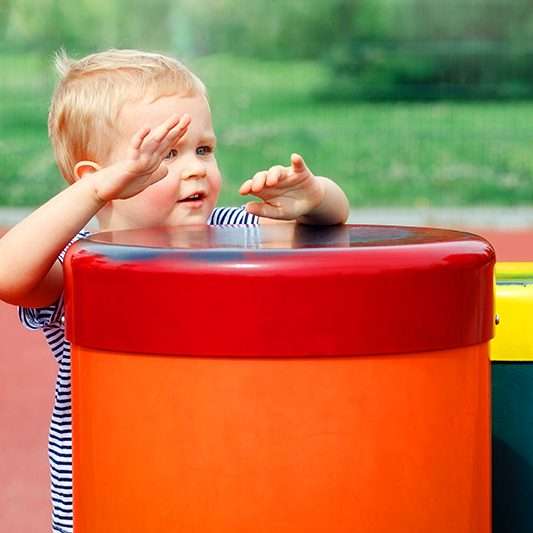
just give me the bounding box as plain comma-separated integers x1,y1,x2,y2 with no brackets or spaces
321,0,533,100
2,0,533,207
4,0,533,99
1,0,351,59
2,53,533,207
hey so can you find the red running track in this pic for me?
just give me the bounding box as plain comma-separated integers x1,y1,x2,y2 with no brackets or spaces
0,226,532,532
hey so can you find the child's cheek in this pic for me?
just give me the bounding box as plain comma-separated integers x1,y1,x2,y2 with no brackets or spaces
210,166,223,195
142,175,180,208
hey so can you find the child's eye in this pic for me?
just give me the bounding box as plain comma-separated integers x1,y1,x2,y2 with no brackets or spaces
164,148,178,160
196,145,213,156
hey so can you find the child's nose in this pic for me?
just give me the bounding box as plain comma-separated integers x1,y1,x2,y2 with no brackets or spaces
181,162,207,180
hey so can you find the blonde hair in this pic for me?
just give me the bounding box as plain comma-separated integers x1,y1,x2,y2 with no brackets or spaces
48,49,206,182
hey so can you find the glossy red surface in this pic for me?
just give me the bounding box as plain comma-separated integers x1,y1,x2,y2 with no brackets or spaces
64,224,495,357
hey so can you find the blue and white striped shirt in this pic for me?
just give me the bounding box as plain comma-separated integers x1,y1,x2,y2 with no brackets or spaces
18,206,258,533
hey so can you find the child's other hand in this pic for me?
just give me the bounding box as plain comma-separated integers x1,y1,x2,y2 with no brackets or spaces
93,114,191,202
239,154,325,220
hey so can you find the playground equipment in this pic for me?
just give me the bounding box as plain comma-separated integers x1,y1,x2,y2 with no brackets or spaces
64,224,494,533
492,262,533,533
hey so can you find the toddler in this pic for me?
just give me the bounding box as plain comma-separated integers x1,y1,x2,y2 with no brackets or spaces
0,48,349,533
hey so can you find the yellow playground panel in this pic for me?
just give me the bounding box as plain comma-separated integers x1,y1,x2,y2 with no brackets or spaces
492,261,533,533
492,262,533,361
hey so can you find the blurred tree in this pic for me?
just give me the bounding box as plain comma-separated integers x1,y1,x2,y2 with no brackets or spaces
180,0,357,59
321,0,533,100
4,0,533,100
112,0,176,51
2,0,177,55
0,0,10,42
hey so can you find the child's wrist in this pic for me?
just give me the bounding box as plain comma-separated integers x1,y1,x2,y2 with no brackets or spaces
84,170,110,206
298,177,326,221
297,177,348,225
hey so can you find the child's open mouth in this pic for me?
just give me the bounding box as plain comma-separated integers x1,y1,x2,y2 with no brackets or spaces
177,192,206,208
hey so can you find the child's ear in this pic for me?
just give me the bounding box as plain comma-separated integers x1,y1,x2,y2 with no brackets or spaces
73,160,101,181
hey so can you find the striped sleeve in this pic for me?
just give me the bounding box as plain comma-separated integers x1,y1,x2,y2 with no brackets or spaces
18,301,62,330
18,229,91,330
58,229,91,264
207,206,259,226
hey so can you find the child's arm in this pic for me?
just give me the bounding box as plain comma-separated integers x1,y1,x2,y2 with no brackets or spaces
0,114,190,308
0,178,105,307
239,153,349,225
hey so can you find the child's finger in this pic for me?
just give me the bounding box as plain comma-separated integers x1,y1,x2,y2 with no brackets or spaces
251,171,268,192
266,166,284,186
158,115,191,154
152,113,183,143
245,201,284,219
239,179,253,195
131,127,151,150
167,114,191,142
290,153,308,173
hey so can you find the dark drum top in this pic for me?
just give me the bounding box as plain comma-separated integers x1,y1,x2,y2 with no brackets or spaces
64,224,495,357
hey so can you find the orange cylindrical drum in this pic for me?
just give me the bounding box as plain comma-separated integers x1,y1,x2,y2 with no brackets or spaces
65,224,494,533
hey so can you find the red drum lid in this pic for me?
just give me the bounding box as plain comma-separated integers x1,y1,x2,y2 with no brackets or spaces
64,224,495,357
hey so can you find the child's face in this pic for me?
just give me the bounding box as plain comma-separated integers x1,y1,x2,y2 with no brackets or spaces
101,93,222,230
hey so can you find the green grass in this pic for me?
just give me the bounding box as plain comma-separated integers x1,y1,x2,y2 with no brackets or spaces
1,52,533,207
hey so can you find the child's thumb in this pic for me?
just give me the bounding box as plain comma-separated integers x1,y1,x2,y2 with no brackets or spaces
291,153,307,173
245,201,285,219
150,163,169,185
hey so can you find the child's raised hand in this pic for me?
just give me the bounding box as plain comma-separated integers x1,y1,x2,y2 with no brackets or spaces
239,154,325,220
93,113,191,201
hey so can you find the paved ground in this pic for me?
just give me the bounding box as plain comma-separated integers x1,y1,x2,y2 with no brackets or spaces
0,302,54,533
1,211,532,532
4,205,533,230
